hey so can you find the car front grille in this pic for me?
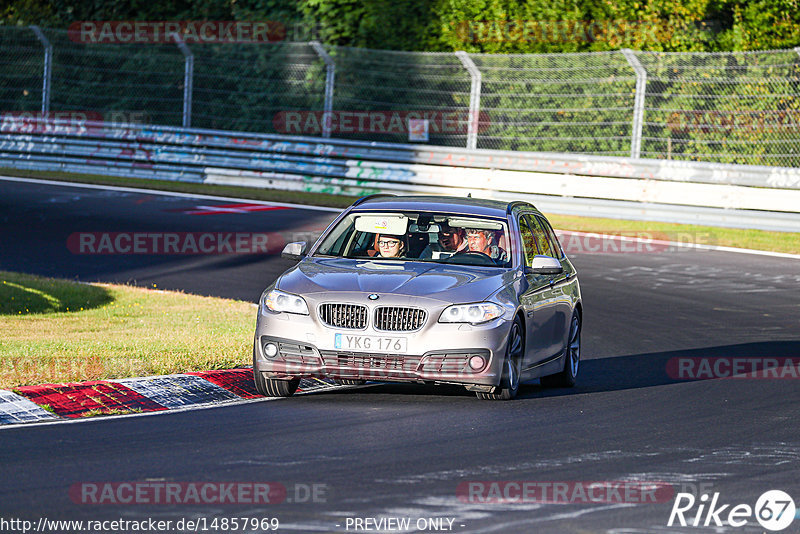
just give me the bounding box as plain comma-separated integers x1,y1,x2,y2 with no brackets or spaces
318,303,368,329
373,306,427,332
320,351,422,377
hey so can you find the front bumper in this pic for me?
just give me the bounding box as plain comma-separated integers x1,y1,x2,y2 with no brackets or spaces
253,302,512,387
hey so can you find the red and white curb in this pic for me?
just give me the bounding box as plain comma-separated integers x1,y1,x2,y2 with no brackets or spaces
0,369,341,426
0,389,57,424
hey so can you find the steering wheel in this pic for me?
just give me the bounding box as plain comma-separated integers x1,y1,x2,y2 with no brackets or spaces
444,251,496,266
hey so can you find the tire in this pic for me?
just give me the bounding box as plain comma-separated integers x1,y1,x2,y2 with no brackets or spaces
253,345,300,397
263,377,300,397
541,311,581,388
334,379,366,385
477,317,524,401
253,365,269,396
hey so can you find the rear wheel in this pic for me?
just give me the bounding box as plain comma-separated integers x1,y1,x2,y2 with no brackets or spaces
541,311,581,388
253,345,300,397
477,317,523,401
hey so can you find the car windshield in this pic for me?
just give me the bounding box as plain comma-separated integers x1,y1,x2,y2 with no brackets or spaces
314,211,513,268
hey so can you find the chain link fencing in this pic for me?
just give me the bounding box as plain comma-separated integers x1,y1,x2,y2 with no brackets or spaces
0,26,45,113
47,28,184,126
470,51,637,156
1,25,799,166
325,46,473,147
639,49,800,165
191,42,325,132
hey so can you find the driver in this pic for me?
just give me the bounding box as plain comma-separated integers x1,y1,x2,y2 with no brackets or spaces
463,228,507,262
420,223,466,259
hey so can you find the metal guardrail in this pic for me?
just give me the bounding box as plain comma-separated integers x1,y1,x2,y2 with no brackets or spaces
1,118,800,232
4,118,800,188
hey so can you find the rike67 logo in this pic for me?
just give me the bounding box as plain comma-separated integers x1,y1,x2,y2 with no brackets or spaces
668,490,796,531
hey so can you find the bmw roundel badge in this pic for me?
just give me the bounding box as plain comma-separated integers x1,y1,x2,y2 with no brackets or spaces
368,294,379,300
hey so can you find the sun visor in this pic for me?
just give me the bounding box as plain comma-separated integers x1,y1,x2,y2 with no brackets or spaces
447,218,503,231
354,214,409,235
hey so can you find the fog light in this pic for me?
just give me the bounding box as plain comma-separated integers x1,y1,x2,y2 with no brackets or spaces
264,342,278,358
469,355,486,370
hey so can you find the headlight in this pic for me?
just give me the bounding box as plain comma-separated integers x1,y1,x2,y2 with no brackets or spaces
439,302,504,324
262,289,309,315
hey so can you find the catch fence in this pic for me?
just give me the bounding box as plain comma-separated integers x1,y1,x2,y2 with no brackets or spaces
1,26,800,165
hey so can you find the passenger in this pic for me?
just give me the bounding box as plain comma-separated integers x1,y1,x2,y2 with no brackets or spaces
407,232,429,258
375,234,407,258
420,223,466,259
462,228,507,262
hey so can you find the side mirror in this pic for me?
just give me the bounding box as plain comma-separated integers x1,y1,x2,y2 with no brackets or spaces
281,241,307,261
527,255,563,275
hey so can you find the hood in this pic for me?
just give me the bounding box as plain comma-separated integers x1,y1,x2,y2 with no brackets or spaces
277,257,515,302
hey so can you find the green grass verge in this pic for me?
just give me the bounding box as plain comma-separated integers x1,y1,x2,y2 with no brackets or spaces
0,271,255,389
1,167,798,254
548,215,800,255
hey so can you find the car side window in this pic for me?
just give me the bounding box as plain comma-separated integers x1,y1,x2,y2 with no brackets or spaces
518,215,540,267
319,223,355,256
353,232,377,256
524,215,554,258
536,216,564,259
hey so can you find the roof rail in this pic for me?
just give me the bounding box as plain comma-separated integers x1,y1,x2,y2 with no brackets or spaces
506,201,532,215
353,193,396,206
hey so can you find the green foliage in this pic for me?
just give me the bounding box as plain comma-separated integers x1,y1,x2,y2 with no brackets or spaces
2,1,798,164
3,0,798,52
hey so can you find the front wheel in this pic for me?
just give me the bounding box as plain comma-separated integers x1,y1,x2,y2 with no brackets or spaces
254,368,299,397
477,317,523,401
253,345,300,397
263,376,300,397
541,311,581,388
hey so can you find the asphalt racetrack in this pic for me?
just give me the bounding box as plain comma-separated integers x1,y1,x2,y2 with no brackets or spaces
1,177,799,533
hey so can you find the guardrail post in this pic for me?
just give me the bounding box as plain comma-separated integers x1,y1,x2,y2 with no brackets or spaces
310,41,335,138
455,51,482,150
29,26,52,114
172,33,194,128
622,48,647,159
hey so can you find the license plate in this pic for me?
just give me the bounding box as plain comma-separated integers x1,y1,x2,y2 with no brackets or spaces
334,333,407,353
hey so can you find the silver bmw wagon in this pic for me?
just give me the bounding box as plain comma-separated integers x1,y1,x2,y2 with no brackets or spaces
253,195,582,400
